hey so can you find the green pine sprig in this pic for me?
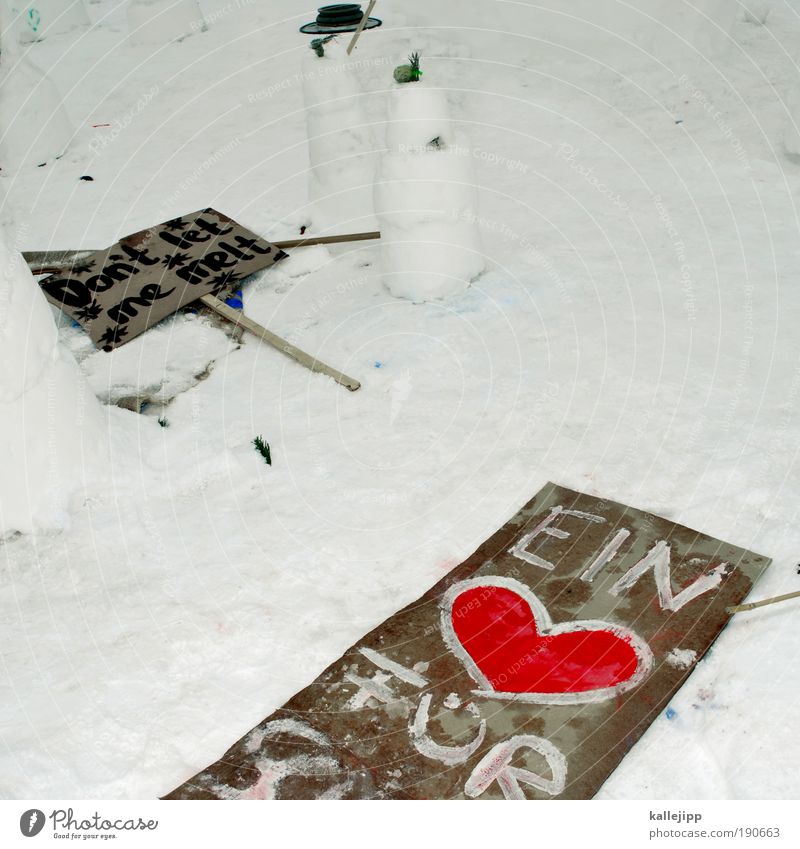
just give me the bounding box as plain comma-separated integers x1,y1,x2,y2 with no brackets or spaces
253,435,272,465
408,52,421,81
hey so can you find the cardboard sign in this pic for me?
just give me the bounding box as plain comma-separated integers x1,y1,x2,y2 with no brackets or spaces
165,483,770,800
39,209,286,350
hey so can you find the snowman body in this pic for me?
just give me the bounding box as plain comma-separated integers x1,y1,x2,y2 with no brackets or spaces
302,41,378,235
374,82,484,302
0,35,73,168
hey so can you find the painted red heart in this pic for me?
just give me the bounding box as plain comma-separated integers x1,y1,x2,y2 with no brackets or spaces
441,578,652,703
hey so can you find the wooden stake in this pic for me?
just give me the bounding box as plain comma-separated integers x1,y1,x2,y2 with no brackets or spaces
273,230,379,250
346,0,377,55
726,589,800,615
23,250,98,276
200,295,360,391
23,231,380,275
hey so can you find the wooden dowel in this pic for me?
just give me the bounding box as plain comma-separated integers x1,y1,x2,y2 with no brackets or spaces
726,589,800,615
23,250,98,276
273,230,379,250
199,295,360,391
347,0,377,55
24,231,380,275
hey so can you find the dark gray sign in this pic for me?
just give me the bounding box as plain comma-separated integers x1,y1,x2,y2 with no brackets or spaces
166,483,770,800
39,209,286,350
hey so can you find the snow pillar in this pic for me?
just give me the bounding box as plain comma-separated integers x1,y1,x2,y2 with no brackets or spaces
0,19,74,168
302,40,378,235
374,81,484,302
126,0,205,45
3,1,90,43
0,225,106,536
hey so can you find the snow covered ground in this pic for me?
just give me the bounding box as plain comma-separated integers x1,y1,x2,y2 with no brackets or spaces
1,0,800,799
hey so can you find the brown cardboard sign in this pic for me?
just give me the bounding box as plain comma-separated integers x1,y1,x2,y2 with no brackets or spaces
165,483,770,800
39,209,287,350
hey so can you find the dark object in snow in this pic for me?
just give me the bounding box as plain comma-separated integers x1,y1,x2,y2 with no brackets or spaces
158,417,169,428
253,436,271,465
79,175,94,181
224,288,244,310
310,34,335,56
300,4,382,34
394,52,422,84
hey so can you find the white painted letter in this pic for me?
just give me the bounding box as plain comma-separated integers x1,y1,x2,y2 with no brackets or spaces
410,694,486,765
464,735,567,799
509,506,605,571
609,540,728,611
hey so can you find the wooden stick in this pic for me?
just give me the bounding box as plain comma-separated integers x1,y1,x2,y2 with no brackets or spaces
23,250,98,276
199,295,360,391
346,0,376,55
23,231,380,275
726,589,800,615
273,230,380,250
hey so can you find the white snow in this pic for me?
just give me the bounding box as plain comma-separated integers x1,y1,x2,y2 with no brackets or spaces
0,220,106,536
1,0,800,802
665,648,698,669
0,18,74,168
126,0,204,46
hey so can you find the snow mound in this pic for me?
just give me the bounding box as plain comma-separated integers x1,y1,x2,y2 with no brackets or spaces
0,226,106,537
0,32,73,168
